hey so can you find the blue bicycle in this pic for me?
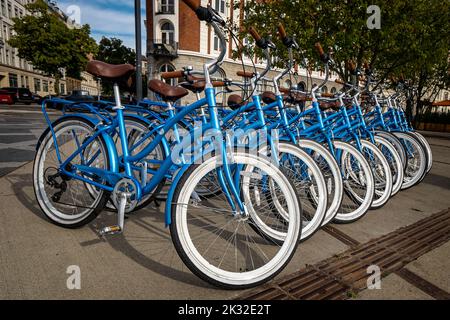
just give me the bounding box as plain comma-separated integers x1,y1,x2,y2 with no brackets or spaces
33,1,302,289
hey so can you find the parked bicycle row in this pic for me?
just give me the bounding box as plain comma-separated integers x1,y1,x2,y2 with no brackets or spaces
32,0,432,290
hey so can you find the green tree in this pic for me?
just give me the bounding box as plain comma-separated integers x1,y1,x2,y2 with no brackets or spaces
8,0,97,94
237,0,449,117
96,37,136,65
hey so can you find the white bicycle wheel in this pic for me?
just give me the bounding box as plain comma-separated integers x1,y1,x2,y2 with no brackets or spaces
410,131,432,174
393,132,427,189
170,151,301,289
255,142,327,241
359,140,393,208
373,135,403,196
298,139,343,226
33,117,110,228
375,130,407,170
333,140,375,223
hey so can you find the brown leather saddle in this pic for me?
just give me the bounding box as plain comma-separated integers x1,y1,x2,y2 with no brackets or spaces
148,79,189,102
261,91,278,104
227,94,244,109
86,60,135,86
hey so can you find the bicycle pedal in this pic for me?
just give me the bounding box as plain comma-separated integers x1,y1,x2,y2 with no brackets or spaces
99,225,122,236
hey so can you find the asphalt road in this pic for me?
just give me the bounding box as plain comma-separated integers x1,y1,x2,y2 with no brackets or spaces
0,104,57,177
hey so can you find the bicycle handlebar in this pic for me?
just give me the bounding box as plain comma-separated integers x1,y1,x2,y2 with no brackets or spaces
161,70,185,79
315,42,325,57
176,2,227,80
237,70,255,78
348,60,356,74
278,23,287,41
248,26,262,42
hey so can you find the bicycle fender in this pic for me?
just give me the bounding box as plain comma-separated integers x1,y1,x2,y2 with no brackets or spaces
164,164,191,227
35,113,119,174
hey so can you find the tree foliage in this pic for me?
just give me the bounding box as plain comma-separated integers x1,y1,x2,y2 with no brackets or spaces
8,0,98,89
95,37,136,65
237,0,449,113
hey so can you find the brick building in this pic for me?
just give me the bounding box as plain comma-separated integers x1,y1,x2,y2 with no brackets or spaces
145,0,340,103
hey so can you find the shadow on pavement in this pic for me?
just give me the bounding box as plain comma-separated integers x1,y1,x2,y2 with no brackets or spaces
422,173,450,190
9,170,216,290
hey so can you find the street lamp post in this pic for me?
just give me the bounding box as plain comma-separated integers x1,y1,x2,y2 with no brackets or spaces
135,0,143,101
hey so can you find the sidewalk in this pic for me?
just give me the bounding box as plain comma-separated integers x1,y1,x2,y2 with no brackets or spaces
356,240,449,300
418,130,450,140
0,134,449,299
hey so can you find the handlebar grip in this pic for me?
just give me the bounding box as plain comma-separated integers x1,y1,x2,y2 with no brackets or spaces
314,42,325,57
212,81,226,87
181,0,200,11
161,70,185,79
248,26,262,42
237,70,254,78
278,23,287,40
335,79,345,85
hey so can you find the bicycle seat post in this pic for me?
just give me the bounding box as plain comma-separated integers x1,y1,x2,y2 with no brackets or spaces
113,83,124,110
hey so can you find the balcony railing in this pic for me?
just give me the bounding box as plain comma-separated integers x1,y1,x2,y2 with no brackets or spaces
148,40,178,59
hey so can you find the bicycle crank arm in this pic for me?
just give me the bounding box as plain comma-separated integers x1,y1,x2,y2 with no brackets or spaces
100,191,128,236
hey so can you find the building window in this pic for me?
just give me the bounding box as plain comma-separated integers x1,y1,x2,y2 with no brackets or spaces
161,22,174,44
42,80,49,93
212,0,225,52
7,2,11,18
159,63,175,85
321,86,328,93
331,87,337,94
444,92,449,101
60,83,65,94
1,0,6,17
34,78,41,93
8,73,18,87
214,0,225,14
159,0,174,14
297,82,306,91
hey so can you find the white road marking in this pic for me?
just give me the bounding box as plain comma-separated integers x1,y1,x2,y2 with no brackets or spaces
0,161,27,168
0,139,36,151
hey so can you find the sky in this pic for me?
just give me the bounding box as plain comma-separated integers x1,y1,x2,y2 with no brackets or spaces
57,0,147,54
